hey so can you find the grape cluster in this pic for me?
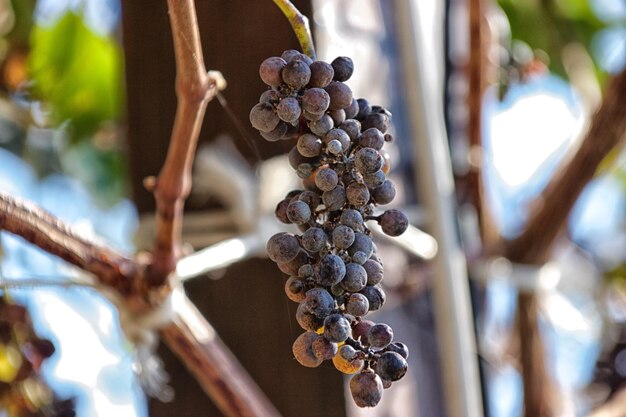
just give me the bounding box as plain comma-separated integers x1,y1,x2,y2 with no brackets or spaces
252,50,409,408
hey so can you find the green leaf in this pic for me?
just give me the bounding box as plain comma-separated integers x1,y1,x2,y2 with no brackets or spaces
28,12,123,143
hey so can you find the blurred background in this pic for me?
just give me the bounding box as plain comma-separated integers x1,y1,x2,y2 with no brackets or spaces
0,0,624,416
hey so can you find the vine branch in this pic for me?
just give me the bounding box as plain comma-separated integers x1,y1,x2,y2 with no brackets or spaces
149,0,225,286
272,0,316,60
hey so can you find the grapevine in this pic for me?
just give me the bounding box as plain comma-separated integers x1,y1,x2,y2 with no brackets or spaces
251,49,410,407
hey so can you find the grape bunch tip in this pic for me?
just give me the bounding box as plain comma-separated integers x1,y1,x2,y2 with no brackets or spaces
251,49,410,408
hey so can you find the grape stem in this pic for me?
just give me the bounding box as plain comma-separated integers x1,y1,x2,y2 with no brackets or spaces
272,0,317,60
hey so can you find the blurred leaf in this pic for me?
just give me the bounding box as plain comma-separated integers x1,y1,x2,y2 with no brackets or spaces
28,12,122,143
8,0,35,46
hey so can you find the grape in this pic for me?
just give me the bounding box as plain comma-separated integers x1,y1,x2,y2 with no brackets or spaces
259,89,281,104
333,351,364,374
301,227,327,252
309,114,334,136
296,303,324,331
281,49,302,62
360,286,386,311
329,109,346,126
312,337,338,360
368,323,393,348
317,254,346,286
382,379,392,389
297,133,322,157
277,250,309,275
344,98,360,119
322,185,347,211
287,200,311,225
325,81,353,110
308,61,334,88
363,259,384,285
267,232,300,263
355,148,383,174
339,344,357,360
379,209,409,236
339,119,361,141
362,112,390,133
302,110,324,121
346,182,370,207
355,98,371,120
296,163,313,179
340,209,365,232
288,146,318,170
326,139,343,155
276,97,302,123
323,314,351,342
283,59,311,89
304,288,335,318
302,88,330,114
298,264,314,278
352,319,375,343
352,251,368,265
386,342,409,359
250,102,280,132
350,371,383,408
345,293,369,316
293,332,323,368
348,233,374,258
332,225,355,249
371,180,396,205
363,171,386,189
330,283,345,297
315,167,339,191
259,57,286,87
274,198,291,224
323,129,351,153
331,56,354,82
341,263,367,292
359,128,384,150
260,121,288,142
375,352,408,382
298,191,321,211
285,277,307,302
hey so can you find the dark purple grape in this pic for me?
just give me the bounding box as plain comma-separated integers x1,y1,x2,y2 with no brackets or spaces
298,191,321,211
345,293,369,316
348,233,374,258
360,286,386,311
309,61,334,88
289,146,316,170
276,97,302,123
355,148,383,174
363,171,386,189
277,250,309,275
331,56,354,82
281,49,303,63
287,200,311,224
332,225,355,249
285,276,307,302
339,344,357,360
362,112,390,133
323,314,351,342
341,263,367,292
355,98,371,120
363,259,384,285
250,102,280,132
259,121,288,142
296,163,313,179
304,288,335,318
259,57,286,87
301,227,327,252
318,254,346,286
296,303,325,331
259,89,282,104
302,88,330,114
283,59,312,89
329,109,346,126
350,371,383,408
326,139,343,155
298,264,314,278
296,133,322,158
375,351,407,381
302,110,324,121
313,337,338,360
340,209,365,232
346,182,370,207
368,323,393,348
322,185,347,211
386,342,409,359
274,198,292,224
352,319,375,342
309,114,334,136
267,232,300,263
315,167,339,191
359,128,384,150
344,99,359,119
323,128,350,152
379,209,408,236
325,81,353,110
371,180,396,205
352,251,368,265
293,332,323,367
339,119,361,141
